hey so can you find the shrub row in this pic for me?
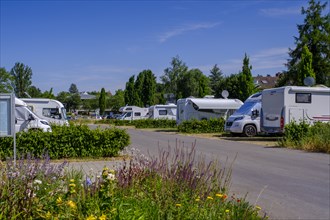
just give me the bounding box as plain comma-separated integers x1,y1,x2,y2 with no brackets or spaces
178,118,225,133
279,122,330,153
0,124,130,160
96,119,177,128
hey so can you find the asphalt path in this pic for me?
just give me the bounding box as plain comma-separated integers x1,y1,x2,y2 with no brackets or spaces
125,128,329,220
88,125,329,220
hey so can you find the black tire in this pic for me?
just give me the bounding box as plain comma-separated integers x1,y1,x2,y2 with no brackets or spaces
243,124,257,137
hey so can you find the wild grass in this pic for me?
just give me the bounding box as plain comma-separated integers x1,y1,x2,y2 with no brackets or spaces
0,143,267,219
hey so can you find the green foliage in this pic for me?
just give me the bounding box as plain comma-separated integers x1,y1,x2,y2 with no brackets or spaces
282,0,330,87
0,143,266,220
178,118,225,133
10,62,33,98
0,67,14,93
96,119,177,129
178,68,211,98
99,88,106,115
108,89,125,112
0,124,130,159
209,64,224,95
298,45,315,85
161,56,189,100
279,122,330,153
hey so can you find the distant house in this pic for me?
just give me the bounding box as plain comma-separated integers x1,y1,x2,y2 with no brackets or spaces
253,73,281,89
79,91,96,100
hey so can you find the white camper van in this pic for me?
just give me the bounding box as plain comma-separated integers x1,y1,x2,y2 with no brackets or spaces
176,97,243,124
15,98,52,133
225,93,262,137
21,98,68,126
149,104,177,120
117,106,149,120
261,86,330,134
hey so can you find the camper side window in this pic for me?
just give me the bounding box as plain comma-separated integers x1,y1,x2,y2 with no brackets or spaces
296,93,311,103
134,112,141,116
42,108,62,119
159,110,167,115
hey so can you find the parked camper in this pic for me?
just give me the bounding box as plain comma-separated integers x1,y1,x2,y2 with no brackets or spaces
148,104,177,120
261,86,330,134
176,97,243,124
15,98,52,132
117,106,149,120
21,98,68,126
225,93,262,137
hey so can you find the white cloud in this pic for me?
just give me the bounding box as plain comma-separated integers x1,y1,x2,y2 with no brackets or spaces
260,7,300,17
159,22,221,43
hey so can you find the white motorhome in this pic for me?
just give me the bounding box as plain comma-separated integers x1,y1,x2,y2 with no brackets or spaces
21,98,68,126
148,104,177,120
176,97,243,124
261,86,330,134
15,98,52,132
117,106,149,120
225,93,262,137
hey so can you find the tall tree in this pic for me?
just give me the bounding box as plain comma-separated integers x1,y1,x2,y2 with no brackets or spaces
238,54,255,101
99,88,106,115
281,0,330,86
67,84,81,112
124,75,136,105
0,67,14,93
298,45,316,85
108,89,125,112
10,62,32,98
69,83,79,94
160,56,188,99
178,69,211,98
209,64,224,94
140,70,156,107
27,86,42,97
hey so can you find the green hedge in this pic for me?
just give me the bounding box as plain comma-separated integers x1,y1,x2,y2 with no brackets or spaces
177,118,225,133
279,122,330,153
95,119,177,128
0,124,130,160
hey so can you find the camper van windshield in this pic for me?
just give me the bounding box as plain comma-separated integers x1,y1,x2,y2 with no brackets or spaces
233,101,260,116
61,107,67,120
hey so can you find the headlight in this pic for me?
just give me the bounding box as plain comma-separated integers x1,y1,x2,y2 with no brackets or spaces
41,120,49,125
234,116,244,121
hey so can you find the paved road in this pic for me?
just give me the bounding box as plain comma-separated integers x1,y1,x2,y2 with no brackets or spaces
76,125,329,220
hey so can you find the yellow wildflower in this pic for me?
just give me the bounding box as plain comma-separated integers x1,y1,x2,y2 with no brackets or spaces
207,196,213,200
256,205,261,211
45,211,52,219
70,179,75,183
67,200,77,209
99,214,107,220
56,197,63,205
216,193,223,198
69,183,76,187
195,198,200,202
225,209,230,213
175,204,182,207
86,215,97,220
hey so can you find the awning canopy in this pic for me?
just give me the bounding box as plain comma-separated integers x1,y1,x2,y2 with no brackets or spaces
189,98,243,110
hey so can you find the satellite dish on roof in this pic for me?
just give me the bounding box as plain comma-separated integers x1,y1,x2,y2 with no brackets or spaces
304,77,315,87
221,90,229,99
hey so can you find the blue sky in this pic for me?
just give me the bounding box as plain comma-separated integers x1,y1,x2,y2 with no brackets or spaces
1,0,327,95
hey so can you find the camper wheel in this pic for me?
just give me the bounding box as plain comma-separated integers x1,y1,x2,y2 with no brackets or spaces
243,124,257,137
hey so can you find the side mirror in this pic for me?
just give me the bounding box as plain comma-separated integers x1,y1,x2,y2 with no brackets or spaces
28,114,34,121
252,109,259,117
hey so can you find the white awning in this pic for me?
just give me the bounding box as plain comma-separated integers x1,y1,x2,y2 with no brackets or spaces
189,98,243,110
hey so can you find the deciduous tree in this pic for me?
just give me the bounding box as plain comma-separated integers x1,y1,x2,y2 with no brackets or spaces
10,62,32,97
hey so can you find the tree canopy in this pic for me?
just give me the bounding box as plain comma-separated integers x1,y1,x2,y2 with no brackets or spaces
10,62,33,98
279,0,330,86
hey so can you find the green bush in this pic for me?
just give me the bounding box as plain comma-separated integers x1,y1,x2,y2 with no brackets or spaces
96,119,177,128
0,124,130,160
279,122,330,153
178,118,225,133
